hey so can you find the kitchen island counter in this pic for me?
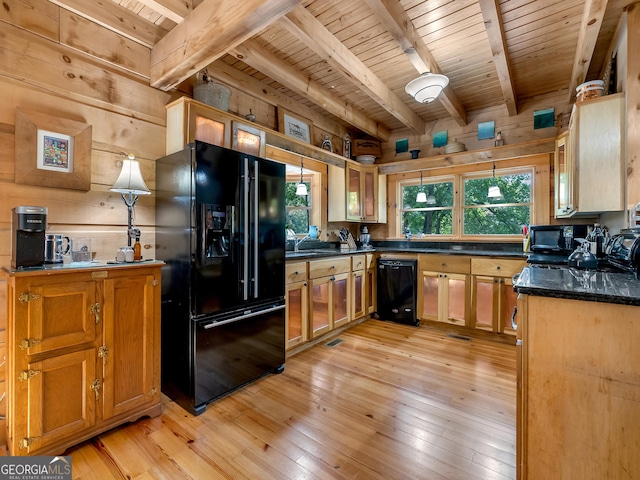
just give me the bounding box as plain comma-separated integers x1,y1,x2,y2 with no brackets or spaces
514,265,640,306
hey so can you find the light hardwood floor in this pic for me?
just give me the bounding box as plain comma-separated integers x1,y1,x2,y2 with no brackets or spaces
66,320,517,479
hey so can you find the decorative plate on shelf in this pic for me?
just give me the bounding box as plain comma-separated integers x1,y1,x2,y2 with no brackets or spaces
356,155,376,164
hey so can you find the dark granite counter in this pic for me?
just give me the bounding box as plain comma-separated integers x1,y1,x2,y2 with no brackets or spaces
286,240,526,260
514,266,640,306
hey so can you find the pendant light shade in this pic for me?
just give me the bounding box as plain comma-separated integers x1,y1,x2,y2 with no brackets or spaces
426,194,436,205
487,163,503,200
405,72,449,104
416,171,427,203
296,158,308,196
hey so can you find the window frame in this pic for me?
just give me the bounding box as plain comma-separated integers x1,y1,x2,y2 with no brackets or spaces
396,166,534,240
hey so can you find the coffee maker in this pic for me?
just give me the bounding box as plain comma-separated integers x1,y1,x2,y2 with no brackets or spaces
11,206,48,269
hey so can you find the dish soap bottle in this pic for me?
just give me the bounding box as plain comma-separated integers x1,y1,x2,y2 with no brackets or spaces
133,232,142,261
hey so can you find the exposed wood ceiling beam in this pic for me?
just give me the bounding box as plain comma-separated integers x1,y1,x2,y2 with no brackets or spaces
48,0,168,48
133,0,192,24
230,41,390,141
281,5,426,135
150,0,300,91
361,0,467,127
568,0,609,102
478,0,517,116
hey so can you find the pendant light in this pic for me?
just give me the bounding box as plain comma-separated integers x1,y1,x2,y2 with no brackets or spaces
487,163,503,199
296,158,308,196
416,171,427,203
405,72,449,104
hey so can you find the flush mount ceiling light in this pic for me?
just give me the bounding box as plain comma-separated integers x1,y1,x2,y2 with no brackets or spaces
416,171,427,203
296,158,308,196
405,72,449,104
487,162,503,200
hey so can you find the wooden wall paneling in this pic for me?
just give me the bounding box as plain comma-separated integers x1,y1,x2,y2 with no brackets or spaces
627,3,640,209
0,82,167,160
59,10,151,78
0,22,168,125
0,126,14,182
0,0,61,42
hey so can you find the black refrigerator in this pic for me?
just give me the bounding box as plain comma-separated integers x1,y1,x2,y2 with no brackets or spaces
156,141,286,415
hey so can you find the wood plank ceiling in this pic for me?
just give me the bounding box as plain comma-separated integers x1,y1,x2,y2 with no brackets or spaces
56,0,631,141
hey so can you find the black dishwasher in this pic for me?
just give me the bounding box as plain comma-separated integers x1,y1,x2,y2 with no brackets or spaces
376,259,419,326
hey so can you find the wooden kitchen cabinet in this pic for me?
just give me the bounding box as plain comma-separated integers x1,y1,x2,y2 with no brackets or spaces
2,263,162,455
166,97,232,154
365,253,376,314
418,255,470,326
516,294,640,479
328,164,387,223
555,93,625,217
308,257,351,338
470,258,526,335
285,262,308,349
351,255,366,321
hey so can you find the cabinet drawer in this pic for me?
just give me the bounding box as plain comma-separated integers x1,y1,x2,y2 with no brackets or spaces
471,258,526,277
352,255,366,271
420,254,471,274
309,257,351,279
285,262,308,284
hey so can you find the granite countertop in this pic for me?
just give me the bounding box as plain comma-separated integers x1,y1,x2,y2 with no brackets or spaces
514,266,640,306
286,246,526,260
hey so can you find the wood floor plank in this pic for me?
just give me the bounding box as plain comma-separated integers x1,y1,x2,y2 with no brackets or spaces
60,320,516,479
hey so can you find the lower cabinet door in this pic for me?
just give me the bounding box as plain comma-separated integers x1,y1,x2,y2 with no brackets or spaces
102,274,158,419
20,349,97,454
310,277,332,338
332,273,351,328
285,281,308,349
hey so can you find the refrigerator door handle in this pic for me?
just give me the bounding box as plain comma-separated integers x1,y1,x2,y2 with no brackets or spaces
253,160,259,298
203,303,286,329
242,156,250,301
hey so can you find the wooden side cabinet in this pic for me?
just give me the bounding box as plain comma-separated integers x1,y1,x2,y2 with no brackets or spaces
1,263,162,456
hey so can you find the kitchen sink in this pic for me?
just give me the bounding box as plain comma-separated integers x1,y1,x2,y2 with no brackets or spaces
286,252,321,257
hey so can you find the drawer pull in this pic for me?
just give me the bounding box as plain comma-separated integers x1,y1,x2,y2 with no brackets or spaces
441,262,445,267
18,338,41,350
295,271,299,275
496,266,501,270
98,345,110,363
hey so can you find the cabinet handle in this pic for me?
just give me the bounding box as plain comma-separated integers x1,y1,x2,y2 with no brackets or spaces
295,271,299,275
511,306,518,331
496,266,501,270
90,303,101,324
331,276,335,281
441,262,445,267
18,437,40,450
303,282,307,287
90,378,101,400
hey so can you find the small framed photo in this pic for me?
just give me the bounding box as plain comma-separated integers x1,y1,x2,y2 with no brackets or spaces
278,108,313,144
37,130,74,173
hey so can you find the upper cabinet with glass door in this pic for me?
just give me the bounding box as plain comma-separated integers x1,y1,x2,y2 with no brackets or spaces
328,163,386,223
166,97,232,154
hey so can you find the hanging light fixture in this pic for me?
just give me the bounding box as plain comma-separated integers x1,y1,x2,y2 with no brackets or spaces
416,171,427,203
296,158,308,196
488,162,503,200
426,193,436,205
405,72,449,104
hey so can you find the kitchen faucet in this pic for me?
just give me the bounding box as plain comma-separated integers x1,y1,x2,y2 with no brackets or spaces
294,234,311,252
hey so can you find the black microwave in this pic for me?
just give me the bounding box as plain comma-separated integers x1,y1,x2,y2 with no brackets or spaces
529,225,589,254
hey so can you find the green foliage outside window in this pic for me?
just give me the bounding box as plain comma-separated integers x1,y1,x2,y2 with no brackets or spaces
463,173,531,235
285,181,311,233
399,169,532,237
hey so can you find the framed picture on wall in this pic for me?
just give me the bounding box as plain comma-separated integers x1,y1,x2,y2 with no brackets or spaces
278,107,313,144
15,108,92,191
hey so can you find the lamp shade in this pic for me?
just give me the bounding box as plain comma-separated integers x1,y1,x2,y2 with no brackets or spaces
296,182,308,196
405,73,449,104
416,191,427,203
488,185,503,199
110,155,151,195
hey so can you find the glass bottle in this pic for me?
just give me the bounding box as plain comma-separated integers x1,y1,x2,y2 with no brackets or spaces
590,223,605,258
133,234,142,261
